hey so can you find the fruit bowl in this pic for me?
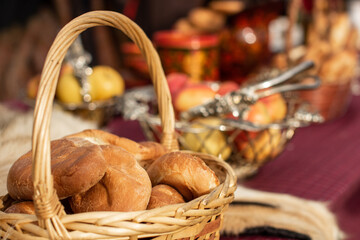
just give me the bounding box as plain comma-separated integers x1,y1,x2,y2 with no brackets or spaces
23,93,122,127
25,37,125,126
138,94,320,178
56,96,123,126
123,62,323,178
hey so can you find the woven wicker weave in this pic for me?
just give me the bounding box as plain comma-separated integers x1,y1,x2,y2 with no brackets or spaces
0,11,236,240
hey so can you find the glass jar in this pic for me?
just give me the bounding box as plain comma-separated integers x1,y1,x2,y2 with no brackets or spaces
153,31,219,82
219,3,281,83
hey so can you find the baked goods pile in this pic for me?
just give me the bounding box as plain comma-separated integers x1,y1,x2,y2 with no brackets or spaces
173,1,244,35
295,14,356,83
3,129,220,214
275,0,358,81
272,0,359,121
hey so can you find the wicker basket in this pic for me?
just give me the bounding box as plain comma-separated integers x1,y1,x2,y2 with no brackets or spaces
0,11,236,240
298,79,353,122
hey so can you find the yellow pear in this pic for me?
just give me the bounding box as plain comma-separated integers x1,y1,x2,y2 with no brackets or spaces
56,73,83,104
88,66,125,101
182,117,231,160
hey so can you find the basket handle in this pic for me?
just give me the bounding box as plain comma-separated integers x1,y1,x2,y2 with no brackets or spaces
31,11,177,238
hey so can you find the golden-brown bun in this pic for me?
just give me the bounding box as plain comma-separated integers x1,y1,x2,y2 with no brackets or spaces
7,137,107,200
70,145,152,213
303,41,331,74
66,129,167,161
4,201,35,214
147,184,185,210
139,141,168,160
137,141,168,169
173,18,201,35
188,8,225,33
209,0,244,15
329,13,351,52
146,152,219,201
319,50,358,83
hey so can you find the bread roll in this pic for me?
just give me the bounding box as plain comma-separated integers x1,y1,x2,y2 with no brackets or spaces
209,0,244,15
70,145,152,212
147,152,219,201
4,201,35,214
188,8,225,33
319,50,358,83
147,184,185,210
329,13,351,52
66,129,167,161
7,128,164,213
7,137,107,200
173,18,201,35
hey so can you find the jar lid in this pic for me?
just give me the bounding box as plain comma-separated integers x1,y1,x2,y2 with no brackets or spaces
153,31,219,49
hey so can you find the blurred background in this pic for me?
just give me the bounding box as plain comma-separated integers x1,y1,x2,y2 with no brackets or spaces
2,0,360,175
2,0,357,101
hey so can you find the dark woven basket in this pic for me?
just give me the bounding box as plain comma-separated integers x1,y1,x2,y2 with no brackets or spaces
299,79,353,122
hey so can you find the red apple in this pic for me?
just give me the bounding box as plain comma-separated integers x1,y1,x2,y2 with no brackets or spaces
173,83,216,113
244,101,272,125
259,93,287,122
166,72,190,98
217,81,240,96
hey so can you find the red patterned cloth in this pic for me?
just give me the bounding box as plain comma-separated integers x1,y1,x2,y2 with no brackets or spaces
242,94,360,240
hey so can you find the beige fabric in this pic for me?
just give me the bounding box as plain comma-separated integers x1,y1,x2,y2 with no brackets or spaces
222,185,344,240
0,104,97,196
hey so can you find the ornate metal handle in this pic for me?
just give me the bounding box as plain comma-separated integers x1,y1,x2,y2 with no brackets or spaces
222,105,324,131
180,61,320,120
65,37,93,102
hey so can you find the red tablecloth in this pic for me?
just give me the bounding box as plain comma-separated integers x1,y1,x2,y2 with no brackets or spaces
107,95,360,240
242,94,360,240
